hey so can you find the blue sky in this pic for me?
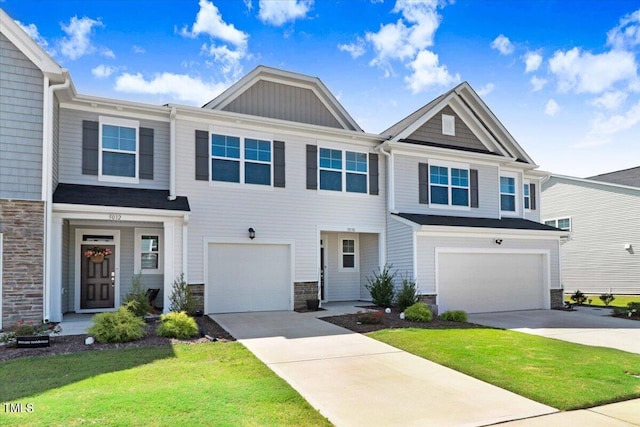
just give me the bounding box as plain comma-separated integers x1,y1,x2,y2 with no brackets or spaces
3,0,640,178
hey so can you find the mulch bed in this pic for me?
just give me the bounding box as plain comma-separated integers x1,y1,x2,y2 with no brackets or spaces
320,306,482,333
0,315,235,362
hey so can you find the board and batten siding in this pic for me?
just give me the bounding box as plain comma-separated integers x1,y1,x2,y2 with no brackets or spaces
175,119,386,284
386,216,415,284
58,108,170,189
221,80,346,130
542,177,640,293
393,153,499,218
415,234,560,295
0,33,44,200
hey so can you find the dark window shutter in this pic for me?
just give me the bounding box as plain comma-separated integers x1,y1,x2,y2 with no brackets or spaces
530,183,537,210
273,140,285,188
368,153,379,195
470,169,479,208
195,130,209,181
139,127,154,180
306,144,317,190
419,163,429,204
82,120,99,175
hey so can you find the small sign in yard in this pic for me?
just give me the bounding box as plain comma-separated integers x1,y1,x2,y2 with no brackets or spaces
16,336,50,348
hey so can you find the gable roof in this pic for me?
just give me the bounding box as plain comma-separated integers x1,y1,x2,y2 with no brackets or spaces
0,8,65,83
588,166,640,187
381,82,536,165
202,65,362,132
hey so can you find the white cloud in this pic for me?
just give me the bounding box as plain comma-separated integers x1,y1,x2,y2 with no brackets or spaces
132,45,146,54
523,50,542,73
114,72,227,105
59,16,105,60
549,47,638,94
181,0,248,48
490,34,514,55
477,83,495,96
338,37,366,58
91,64,117,79
405,50,460,93
258,0,313,26
544,99,559,116
100,48,115,59
590,91,628,110
607,9,640,50
578,101,640,147
201,43,246,79
530,76,547,92
16,21,56,56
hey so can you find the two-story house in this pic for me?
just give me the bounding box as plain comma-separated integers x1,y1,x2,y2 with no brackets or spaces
1,8,564,329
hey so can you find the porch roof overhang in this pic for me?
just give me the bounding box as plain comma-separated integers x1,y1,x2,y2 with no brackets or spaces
392,212,567,237
53,184,190,212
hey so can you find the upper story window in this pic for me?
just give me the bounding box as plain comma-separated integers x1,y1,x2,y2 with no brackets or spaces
523,182,531,210
500,175,516,212
211,132,271,186
319,148,368,193
99,117,139,183
430,164,469,207
545,217,571,231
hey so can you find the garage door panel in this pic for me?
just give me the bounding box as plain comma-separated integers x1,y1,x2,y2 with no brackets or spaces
208,244,291,313
438,253,545,314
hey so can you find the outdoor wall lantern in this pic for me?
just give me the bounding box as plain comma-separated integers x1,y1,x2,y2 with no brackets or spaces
248,227,256,240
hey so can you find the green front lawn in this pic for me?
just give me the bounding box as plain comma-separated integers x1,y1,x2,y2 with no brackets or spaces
564,294,640,308
0,343,331,427
369,328,640,411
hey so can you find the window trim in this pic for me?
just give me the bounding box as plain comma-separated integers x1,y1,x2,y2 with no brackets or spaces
500,172,519,215
428,160,470,210
209,127,274,187
544,217,571,231
134,228,163,275
339,235,359,272
98,116,139,184
318,146,369,194
523,180,531,212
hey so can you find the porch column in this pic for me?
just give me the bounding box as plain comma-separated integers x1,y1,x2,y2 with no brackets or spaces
163,219,175,313
49,214,63,322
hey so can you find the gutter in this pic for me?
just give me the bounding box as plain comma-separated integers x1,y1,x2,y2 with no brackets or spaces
168,106,177,201
43,73,70,322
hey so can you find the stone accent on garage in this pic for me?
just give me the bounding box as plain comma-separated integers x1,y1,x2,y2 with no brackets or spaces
189,283,205,313
550,289,563,309
0,200,45,327
419,294,438,316
294,281,319,310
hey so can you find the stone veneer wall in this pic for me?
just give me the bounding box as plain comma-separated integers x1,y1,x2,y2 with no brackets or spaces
189,284,204,313
550,289,563,309
420,294,438,316
0,200,45,327
294,281,318,310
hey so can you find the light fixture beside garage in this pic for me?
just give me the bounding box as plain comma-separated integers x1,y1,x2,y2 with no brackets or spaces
494,239,503,245
248,227,256,240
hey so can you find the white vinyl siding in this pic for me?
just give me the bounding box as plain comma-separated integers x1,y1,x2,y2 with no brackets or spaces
386,216,415,284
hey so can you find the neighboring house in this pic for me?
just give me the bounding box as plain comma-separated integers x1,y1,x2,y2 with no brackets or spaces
542,168,640,295
0,8,565,328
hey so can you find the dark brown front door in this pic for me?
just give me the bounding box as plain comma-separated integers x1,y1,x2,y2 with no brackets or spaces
81,245,115,309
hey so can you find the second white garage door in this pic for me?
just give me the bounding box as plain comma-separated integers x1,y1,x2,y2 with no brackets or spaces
437,252,547,313
207,243,291,313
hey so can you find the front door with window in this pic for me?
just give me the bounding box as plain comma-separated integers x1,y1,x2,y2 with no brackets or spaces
80,245,116,309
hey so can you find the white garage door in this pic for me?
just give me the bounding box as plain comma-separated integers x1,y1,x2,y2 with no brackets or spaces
207,243,291,313
438,252,546,313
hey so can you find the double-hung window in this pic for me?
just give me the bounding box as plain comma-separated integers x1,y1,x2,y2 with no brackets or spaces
500,176,516,212
523,182,531,210
319,148,368,193
339,236,358,271
134,228,163,274
211,132,272,186
99,117,139,182
429,164,469,207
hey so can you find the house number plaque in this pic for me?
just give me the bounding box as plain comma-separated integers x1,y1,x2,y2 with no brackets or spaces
109,213,122,221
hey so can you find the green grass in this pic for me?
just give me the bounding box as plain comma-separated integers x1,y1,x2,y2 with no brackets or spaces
368,328,640,411
0,343,331,426
564,294,640,308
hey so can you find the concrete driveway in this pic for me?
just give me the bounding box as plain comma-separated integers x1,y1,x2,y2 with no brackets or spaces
468,309,640,354
212,310,556,427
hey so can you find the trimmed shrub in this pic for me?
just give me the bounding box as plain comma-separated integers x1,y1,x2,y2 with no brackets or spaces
599,293,615,306
570,290,587,305
356,311,384,325
396,277,420,311
404,303,432,322
365,264,396,308
88,303,145,343
156,311,199,339
440,310,468,323
169,273,196,315
123,274,151,317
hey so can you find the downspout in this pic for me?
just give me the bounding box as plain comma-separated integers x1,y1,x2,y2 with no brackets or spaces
375,143,394,213
43,74,70,322
168,106,177,201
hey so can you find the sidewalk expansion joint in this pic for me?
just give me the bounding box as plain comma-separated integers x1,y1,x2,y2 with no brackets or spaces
267,350,404,366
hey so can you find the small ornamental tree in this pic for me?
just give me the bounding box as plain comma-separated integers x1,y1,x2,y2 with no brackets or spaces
169,273,196,315
365,264,396,308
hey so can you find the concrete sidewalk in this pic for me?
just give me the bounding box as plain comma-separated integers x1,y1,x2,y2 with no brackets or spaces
212,310,556,427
